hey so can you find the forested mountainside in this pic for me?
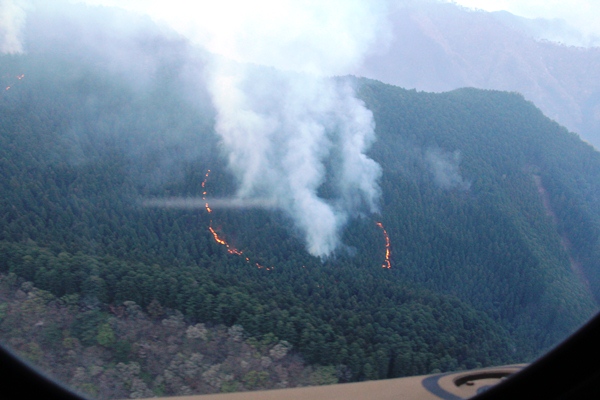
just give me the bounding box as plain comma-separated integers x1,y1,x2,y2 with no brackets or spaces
1,51,599,397
353,0,600,149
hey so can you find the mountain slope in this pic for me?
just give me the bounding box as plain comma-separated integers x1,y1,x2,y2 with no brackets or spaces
1,47,599,393
354,0,600,148
359,80,600,347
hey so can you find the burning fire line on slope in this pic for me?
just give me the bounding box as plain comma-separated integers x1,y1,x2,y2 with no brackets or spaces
202,170,212,214
376,222,391,269
208,226,244,255
4,73,25,91
203,169,272,270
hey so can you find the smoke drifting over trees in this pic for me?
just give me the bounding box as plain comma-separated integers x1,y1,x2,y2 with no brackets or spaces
208,66,382,256
191,1,389,257
2,0,390,257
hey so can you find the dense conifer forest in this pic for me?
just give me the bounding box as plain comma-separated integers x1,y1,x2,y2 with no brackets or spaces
1,49,599,397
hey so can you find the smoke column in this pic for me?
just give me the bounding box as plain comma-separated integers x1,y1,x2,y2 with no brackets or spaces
202,1,386,257
72,0,390,257
209,64,382,256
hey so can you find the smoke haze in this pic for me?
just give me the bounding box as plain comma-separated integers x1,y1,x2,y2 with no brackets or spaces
425,148,470,191
7,0,389,257
110,0,389,256
142,197,279,210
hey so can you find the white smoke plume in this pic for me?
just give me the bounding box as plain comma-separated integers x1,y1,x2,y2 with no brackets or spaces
70,0,390,257
0,0,28,54
209,63,382,256
92,0,390,256
200,2,387,257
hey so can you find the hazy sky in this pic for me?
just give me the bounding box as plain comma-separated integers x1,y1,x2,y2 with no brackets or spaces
449,0,600,40
67,0,599,59
68,0,388,74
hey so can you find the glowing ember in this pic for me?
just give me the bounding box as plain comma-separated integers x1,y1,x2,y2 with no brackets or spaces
201,170,210,192
3,74,25,93
202,168,271,270
204,170,243,256
376,222,391,269
209,226,243,255
202,170,213,213
208,226,226,245
228,247,243,256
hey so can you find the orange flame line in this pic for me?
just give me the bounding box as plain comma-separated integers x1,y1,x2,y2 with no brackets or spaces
229,247,243,256
4,74,24,93
202,170,212,213
208,226,226,245
202,170,210,189
376,222,391,269
209,226,243,255
203,169,269,270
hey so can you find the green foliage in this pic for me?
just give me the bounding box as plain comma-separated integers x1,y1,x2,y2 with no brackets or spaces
96,323,116,348
22,342,43,363
113,340,132,363
220,381,240,393
71,310,108,347
243,371,269,390
0,303,7,322
309,366,338,386
76,384,98,398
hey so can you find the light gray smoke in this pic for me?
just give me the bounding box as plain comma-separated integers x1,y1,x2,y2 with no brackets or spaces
142,197,279,210
0,0,28,53
200,0,389,257
14,0,390,257
208,62,382,256
425,148,471,191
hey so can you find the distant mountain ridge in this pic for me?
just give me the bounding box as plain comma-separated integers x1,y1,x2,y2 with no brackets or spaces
353,0,600,148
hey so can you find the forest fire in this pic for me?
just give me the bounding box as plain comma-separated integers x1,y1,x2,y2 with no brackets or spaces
202,170,213,213
208,226,243,255
202,169,272,268
376,222,391,269
4,74,25,91
202,170,210,190
204,169,241,254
